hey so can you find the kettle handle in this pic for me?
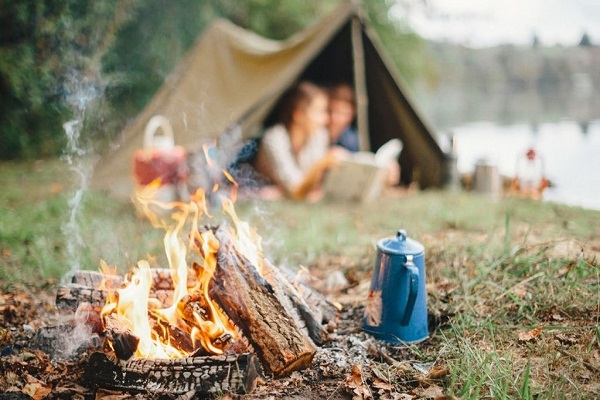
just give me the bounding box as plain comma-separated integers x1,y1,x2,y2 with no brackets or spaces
401,255,419,326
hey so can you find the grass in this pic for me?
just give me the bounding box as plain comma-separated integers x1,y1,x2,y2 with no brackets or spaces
1,158,599,398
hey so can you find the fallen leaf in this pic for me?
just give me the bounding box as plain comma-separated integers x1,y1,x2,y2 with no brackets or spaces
551,313,564,321
518,326,543,342
510,285,528,299
22,375,51,400
427,365,449,379
372,378,394,390
419,383,445,398
557,263,575,277
555,333,578,345
345,364,372,399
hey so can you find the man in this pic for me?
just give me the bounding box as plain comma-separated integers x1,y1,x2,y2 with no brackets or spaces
327,83,359,152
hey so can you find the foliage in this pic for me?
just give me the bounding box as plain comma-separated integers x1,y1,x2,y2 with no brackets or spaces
1,0,428,161
101,0,340,139
362,0,431,85
0,0,137,159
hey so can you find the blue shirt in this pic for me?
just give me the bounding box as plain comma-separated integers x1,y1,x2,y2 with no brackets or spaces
335,126,360,152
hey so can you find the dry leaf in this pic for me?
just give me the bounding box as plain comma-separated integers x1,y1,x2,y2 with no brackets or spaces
95,389,133,399
510,285,528,299
557,263,575,277
345,365,372,399
22,375,52,400
555,333,579,345
372,378,394,390
426,365,449,379
419,383,445,398
518,326,543,342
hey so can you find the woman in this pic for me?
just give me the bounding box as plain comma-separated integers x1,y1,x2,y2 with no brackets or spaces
254,82,337,200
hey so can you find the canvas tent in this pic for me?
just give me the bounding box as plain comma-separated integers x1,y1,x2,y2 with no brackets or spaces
92,0,447,198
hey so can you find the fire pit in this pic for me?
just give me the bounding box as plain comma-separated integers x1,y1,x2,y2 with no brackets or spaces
52,185,339,397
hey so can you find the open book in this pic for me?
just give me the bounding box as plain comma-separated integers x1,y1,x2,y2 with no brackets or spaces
322,139,402,202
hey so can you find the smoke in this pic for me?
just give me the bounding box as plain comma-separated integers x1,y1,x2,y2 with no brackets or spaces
35,306,103,360
61,66,104,280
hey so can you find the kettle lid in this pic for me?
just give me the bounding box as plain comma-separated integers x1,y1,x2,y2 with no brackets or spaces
378,229,424,255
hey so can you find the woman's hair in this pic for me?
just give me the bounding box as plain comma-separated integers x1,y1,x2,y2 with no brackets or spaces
279,81,327,129
328,83,355,106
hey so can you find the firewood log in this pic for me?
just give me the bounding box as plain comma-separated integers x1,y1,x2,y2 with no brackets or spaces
84,352,262,396
260,259,329,346
71,270,122,289
55,284,174,313
103,313,140,361
280,267,339,324
55,284,108,312
71,268,198,292
209,226,316,376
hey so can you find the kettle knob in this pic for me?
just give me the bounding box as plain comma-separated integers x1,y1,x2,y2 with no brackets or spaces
397,229,407,241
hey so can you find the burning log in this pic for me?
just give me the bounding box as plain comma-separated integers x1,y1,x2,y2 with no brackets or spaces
281,268,340,325
71,270,122,289
55,284,174,313
55,284,108,312
84,352,262,396
210,227,316,377
261,259,329,346
71,268,198,292
103,313,140,361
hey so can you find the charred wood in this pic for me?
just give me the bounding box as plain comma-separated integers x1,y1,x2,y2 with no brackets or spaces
55,284,174,313
103,313,140,361
147,311,196,354
84,352,262,396
71,270,122,290
71,268,198,291
55,284,107,312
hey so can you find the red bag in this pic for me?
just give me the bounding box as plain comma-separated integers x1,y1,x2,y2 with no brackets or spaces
132,116,187,186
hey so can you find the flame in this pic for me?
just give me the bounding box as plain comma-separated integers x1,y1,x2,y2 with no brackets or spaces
221,197,264,275
102,157,261,360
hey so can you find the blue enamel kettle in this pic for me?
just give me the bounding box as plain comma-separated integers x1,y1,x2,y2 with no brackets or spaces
363,229,428,343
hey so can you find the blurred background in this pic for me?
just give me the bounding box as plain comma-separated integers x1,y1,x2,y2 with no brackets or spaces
1,0,598,208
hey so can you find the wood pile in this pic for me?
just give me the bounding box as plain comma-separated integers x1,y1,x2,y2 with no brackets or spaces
54,226,339,396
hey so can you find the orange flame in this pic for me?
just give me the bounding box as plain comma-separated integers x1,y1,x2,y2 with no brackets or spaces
102,163,257,359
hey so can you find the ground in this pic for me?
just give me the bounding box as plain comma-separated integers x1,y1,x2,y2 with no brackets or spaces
1,236,598,399
1,161,599,398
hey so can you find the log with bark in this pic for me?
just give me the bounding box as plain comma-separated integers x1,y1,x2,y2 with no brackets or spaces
71,269,198,291
55,284,174,313
84,352,262,396
260,258,329,346
208,227,317,376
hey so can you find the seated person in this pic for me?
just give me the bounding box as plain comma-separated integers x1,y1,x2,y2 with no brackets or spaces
327,83,400,187
327,83,359,152
253,81,338,200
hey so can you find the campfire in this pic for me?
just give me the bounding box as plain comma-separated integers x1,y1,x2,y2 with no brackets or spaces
53,177,338,397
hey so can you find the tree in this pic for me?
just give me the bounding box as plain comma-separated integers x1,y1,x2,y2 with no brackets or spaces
579,32,592,47
0,0,137,159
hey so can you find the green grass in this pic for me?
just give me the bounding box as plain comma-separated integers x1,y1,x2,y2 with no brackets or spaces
1,159,599,398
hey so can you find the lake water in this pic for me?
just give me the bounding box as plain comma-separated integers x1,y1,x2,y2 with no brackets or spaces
442,120,600,210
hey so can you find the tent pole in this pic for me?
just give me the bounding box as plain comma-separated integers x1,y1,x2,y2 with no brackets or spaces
351,17,370,152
